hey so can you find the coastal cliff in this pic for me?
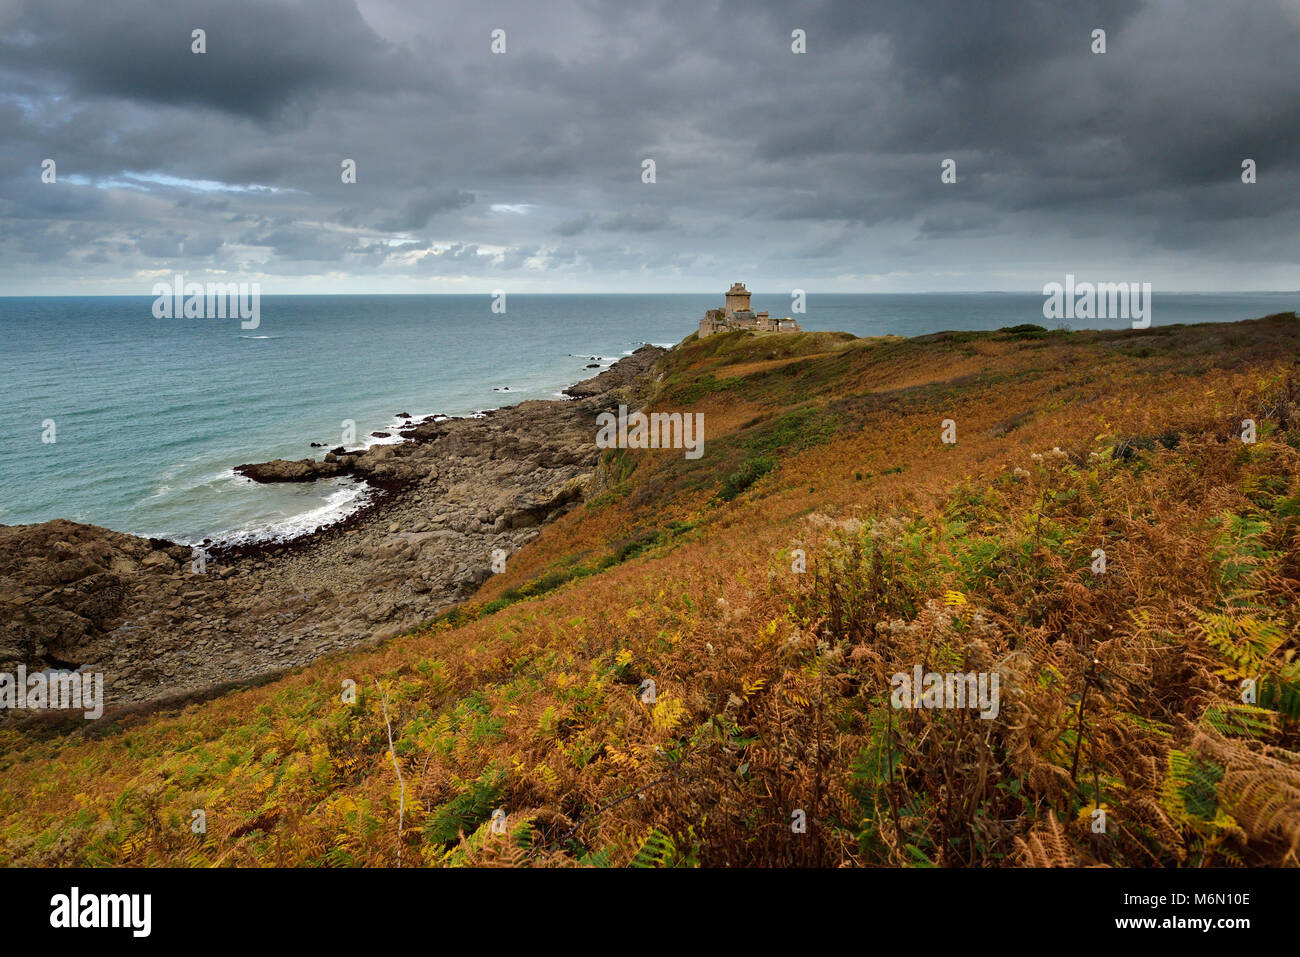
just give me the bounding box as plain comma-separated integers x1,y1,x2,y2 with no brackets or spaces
0,346,666,712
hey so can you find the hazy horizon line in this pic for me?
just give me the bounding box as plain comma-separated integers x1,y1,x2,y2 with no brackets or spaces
3,290,1299,299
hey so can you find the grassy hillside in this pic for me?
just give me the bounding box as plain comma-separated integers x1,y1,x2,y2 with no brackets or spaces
3,315,1299,867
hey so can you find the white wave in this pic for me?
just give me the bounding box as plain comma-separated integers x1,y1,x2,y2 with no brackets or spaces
348,410,446,447
156,454,204,482
158,467,254,498
141,484,173,502
214,480,373,545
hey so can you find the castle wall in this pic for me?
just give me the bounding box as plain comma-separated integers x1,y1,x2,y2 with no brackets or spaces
699,286,802,337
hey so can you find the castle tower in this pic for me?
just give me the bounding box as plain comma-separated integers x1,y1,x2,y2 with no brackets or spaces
724,282,751,317
699,281,800,337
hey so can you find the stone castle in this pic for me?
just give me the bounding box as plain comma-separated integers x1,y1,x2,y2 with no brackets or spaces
697,282,802,338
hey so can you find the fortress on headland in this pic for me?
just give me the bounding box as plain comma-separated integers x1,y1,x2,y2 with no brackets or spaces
697,282,802,338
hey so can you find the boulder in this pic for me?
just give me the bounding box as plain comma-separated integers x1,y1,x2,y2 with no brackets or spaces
234,458,343,483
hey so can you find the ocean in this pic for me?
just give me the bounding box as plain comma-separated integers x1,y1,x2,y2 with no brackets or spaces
2,292,1295,544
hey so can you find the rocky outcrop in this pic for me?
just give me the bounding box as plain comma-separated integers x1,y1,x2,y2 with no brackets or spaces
0,345,667,716
562,350,660,400
235,458,344,483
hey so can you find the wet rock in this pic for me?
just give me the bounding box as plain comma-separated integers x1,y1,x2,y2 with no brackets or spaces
0,345,670,715
235,458,343,483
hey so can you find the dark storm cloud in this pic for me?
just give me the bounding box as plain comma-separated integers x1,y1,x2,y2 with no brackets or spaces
239,224,369,262
553,214,594,237
135,230,224,258
599,206,673,233
374,189,477,232
916,211,1003,239
2,0,1300,292
0,0,412,119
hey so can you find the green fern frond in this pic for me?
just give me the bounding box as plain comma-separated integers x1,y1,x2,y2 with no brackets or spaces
629,827,682,868
578,846,613,868
1202,703,1275,739
1162,749,1239,847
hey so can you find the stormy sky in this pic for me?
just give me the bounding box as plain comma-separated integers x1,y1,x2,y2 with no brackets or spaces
2,0,1299,294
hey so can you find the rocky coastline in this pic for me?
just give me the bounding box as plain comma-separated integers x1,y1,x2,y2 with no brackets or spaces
0,345,667,719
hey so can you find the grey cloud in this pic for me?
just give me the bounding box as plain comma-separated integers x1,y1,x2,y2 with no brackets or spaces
375,189,476,232
1,0,412,120
239,225,363,262
2,0,1300,291
553,214,594,237
599,206,672,233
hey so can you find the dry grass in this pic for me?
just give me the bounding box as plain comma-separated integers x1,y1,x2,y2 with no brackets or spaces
1,314,1297,867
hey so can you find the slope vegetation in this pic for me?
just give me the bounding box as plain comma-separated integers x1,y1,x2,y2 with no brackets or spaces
2,315,1298,867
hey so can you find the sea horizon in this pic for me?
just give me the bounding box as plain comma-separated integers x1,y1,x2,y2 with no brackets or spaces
5,289,1300,297
4,291,1296,544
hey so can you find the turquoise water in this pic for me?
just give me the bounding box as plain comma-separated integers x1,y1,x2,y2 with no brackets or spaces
2,292,1295,543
